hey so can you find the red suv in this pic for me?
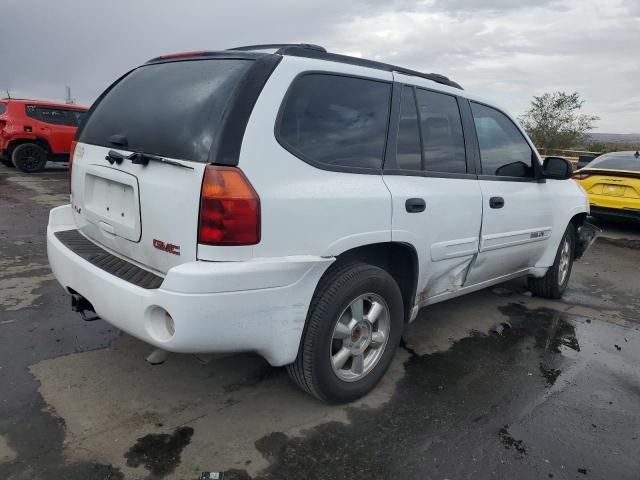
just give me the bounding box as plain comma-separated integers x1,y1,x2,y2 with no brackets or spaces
0,98,89,173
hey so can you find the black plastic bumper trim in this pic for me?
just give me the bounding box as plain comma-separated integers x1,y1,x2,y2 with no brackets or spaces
590,205,640,221
54,229,164,289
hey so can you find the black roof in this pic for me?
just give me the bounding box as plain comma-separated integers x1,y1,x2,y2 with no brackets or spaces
147,43,462,90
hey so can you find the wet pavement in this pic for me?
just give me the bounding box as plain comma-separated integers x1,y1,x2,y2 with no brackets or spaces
1,163,639,480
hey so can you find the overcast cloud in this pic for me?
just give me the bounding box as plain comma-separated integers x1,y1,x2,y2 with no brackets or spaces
1,0,638,132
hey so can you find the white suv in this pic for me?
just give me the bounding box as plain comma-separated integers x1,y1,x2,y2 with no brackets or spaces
47,44,595,403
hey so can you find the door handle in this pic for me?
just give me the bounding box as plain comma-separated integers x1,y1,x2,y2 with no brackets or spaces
405,198,426,213
489,196,505,209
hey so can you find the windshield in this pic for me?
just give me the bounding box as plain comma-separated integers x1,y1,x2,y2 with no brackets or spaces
586,151,640,172
79,59,253,162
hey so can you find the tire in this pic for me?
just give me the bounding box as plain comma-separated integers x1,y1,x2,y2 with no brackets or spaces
528,224,576,299
287,262,404,404
11,143,48,173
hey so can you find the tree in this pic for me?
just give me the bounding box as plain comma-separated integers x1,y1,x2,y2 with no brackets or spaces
519,92,599,149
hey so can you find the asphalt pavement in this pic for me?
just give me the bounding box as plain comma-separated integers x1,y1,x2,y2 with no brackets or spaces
1,163,639,480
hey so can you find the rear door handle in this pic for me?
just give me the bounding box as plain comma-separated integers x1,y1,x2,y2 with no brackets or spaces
405,198,426,213
489,196,505,209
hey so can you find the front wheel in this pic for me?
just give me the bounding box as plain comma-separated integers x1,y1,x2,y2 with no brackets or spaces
12,143,48,173
287,262,404,403
528,224,576,299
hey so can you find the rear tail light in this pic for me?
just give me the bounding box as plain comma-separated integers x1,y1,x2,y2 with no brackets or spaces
68,141,77,194
572,172,591,180
198,165,260,245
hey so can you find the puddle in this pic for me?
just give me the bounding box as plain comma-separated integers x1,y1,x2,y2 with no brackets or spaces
221,303,590,479
124,426,194,477
539,364,562,386
498,425,527,456
0,257,54,311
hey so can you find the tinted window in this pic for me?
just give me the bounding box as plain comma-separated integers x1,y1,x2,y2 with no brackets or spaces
278,74,392,169
471,102,534,177
396,86,422,170
586,152,640,172
72,110,87,126
0,103,6,115
37,108,75,126
416,89,466,174
25,104,38,120
80,59,252,163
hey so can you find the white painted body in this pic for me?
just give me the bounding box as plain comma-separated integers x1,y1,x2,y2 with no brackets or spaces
47,55,589,365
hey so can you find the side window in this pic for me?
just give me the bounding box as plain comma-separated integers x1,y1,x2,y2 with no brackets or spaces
71,110,87,127
37,108,73,126
396,86,422,170
25,105,38,120
471,102,534,177
415,89,467,174
278,74,392,169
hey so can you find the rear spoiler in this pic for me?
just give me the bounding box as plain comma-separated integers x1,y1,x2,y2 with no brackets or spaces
578,169,640,180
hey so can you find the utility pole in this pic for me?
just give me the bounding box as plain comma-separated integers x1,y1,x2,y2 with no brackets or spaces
65,86,75,104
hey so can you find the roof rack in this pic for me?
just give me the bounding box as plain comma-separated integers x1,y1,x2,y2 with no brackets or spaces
228,43,462,90
228,44,327,53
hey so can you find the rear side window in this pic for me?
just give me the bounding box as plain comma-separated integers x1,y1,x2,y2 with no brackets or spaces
26,104,38,120
278,74,392,169
37,108,75,126
80,59,253,163
0,103,6,115
416,89,466,174
471,102,534,178
395,86,467,174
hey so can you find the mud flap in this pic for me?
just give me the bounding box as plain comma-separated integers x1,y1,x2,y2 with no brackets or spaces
575,222,600,260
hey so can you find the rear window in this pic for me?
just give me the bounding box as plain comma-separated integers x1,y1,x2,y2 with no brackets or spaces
79,59,253,162
0,103,6,115
277,74,392,170
586,152,640,172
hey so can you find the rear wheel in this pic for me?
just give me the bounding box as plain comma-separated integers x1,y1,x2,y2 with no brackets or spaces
528,224,576,299
12,143,48,173
287,262,404,403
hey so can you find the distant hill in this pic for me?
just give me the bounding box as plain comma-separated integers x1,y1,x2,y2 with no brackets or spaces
587,133,640,145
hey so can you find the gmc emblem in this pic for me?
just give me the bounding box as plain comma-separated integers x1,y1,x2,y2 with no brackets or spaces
153,239,181,256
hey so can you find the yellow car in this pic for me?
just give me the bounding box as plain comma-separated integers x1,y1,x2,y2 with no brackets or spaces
573,150,640,222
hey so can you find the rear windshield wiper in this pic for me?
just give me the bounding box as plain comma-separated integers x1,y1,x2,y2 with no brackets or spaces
105,150,194,170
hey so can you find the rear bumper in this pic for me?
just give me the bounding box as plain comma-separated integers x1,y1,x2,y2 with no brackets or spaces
47,205,333,366
590,205,640,222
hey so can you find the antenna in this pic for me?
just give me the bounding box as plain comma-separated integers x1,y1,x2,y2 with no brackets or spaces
5,89,10,99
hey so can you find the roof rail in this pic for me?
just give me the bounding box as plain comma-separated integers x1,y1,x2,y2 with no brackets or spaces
162,43,462,90
270,45,463,90
228,44,327,53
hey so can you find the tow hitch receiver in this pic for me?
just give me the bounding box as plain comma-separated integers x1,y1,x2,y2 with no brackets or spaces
71,293,100,322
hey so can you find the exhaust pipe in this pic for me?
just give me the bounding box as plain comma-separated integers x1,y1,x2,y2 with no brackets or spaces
71,293,100,322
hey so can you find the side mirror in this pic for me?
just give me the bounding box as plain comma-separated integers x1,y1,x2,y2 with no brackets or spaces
543,156,573,180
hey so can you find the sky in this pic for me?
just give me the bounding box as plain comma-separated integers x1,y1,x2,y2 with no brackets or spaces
1,0,638,133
